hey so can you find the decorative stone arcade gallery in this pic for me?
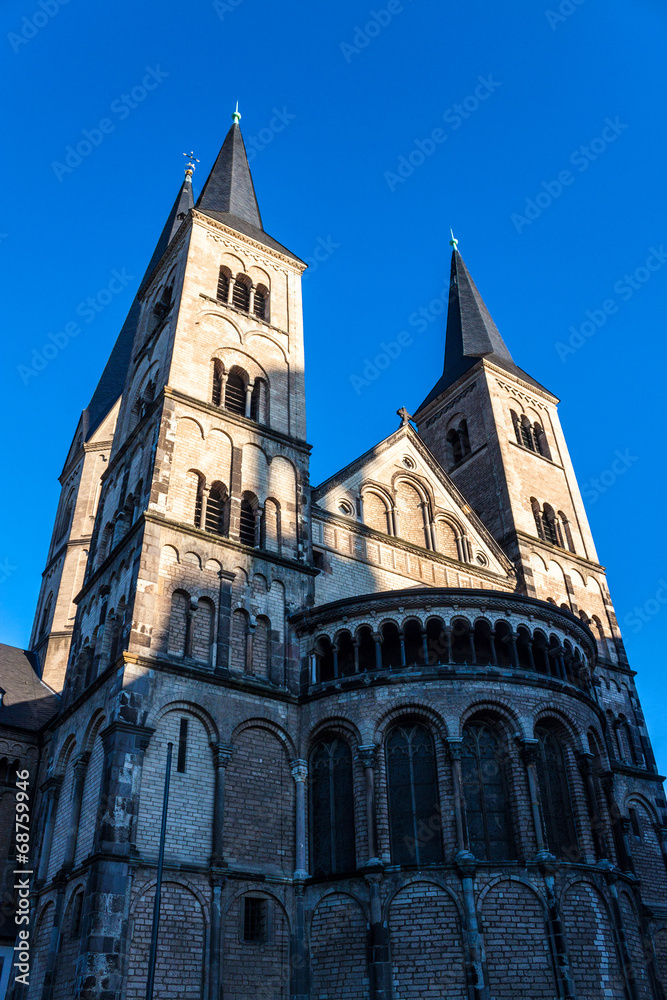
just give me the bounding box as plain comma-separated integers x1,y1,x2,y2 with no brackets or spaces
2,114,666,1000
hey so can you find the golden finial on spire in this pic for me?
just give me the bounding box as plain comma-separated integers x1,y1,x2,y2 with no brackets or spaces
449,228,459,251
183,151,200,177
231,101,241,125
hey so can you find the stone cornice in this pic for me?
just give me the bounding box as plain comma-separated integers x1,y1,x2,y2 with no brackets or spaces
191,209,307,274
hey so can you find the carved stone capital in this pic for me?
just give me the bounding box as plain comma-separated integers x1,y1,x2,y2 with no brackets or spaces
356,744,378,770
73,752,92,778
445,738,464,761
455,849,478,877
517,738,540,767
290,759,308,783
575,750,594,776
211,743,232,768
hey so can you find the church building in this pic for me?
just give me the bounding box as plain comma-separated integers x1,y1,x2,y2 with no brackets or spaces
1,111,666,1000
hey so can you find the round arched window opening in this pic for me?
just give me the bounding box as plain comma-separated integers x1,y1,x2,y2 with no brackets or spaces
402,456,415,469
338,499,354,517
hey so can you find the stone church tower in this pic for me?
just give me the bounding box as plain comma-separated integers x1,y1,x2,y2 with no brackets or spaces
1,114,666,1000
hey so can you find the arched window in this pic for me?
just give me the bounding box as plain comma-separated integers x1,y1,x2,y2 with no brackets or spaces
395,480,428,548
168,590,190,656
315,635,334,682
451,617,473,665
516,626,534,671
542,504,560,545
356,625,376,672
232,274,251,311
462,720,513,861
336,631,355,676
253,284,269,321
251,615,271,678
535,726,578,858
533,423,550,458
225,368,247,415
402,619,424,666
494,620,515,667
212,360,224,406
240,493,258,547
217,266,231,303
192,598,215,664
473,620,494,666
558,511,575,553
520,415,535,450
380,621,402,669
310,738,355,875
386,723,443,866
250,377,266,423
39,593,53,637
262,498,280,554
446,419,471,468
57,489,75,541
206,482,228,536
362,491,391,534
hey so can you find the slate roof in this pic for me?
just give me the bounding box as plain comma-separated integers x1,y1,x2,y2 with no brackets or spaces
415,250,549,413
0,644,58,731
196,123,304,264
83,174,195,440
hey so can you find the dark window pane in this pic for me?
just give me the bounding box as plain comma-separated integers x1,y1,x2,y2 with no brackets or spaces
310,738,355,875
386,724,443,866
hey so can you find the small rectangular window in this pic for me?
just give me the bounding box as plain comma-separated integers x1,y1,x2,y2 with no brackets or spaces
313,549,325,570
243,897,268,943
177,719,188,773
629,807,642,841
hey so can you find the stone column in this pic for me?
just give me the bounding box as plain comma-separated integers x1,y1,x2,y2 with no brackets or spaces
36,777,62,884
397,629,406,667
519,739,547,854
357,745,380,864
208,873,225,1000
248,286,256,315
291,760,309,880
508,630,519,668
210,743,232,867
78,721,154,1000
455,851,486,998
576,751,607,860
488,628,499,666
446,739,466,851
421,626,430,666
215,570,235,674
372,632,382,670
444,626,453,665
184,601,197,658
63,751,91,869
366,873,391,1000
538,853,576,1000
352,638,360,673
244,380,254,418
245,621,255,674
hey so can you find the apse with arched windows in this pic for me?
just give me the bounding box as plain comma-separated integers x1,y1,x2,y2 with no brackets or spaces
511,410,550,458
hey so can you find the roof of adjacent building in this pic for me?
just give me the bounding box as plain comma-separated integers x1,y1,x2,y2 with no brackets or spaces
415,249,549,413
0,644,59,730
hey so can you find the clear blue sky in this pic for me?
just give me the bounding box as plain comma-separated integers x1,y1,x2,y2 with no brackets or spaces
1,0,665,768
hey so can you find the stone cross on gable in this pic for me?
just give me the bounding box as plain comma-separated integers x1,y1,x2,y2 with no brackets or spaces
397,407,412,426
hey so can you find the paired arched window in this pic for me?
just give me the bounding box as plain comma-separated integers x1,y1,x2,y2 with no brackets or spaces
446,419,471,468
531,499,575,552
254,284,269,321
39,593,53,638
217,266,231,303
461,720,513,861
534,726,578,858
168,590,215,664
512,411,550,457
211,362,267,424
225,369,246,414
205,482,228,535
386,723,443,865
310,737,355,875
56,488,75,542
215,269,270,319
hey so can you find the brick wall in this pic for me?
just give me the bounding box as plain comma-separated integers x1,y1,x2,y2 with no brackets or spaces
26,902,54,1000
619,889,653,1000
53,890,84,1000
74,733,105,865
224,727,294,875
223,891,289,1000
561,881,625,999
135,711,215,865
47,750,75,879
127,881,206,1000
310,893,369,1000
388,881,466,1000
481,879,556,1000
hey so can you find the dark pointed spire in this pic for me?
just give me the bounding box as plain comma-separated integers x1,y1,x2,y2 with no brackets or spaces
415,248,546,413
83,173,194,439
195,110,302,262
196,120,262,228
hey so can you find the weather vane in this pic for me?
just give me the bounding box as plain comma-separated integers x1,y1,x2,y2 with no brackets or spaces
183,151,200,175
449,228,459,251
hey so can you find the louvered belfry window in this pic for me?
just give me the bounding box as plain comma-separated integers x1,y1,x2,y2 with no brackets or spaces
224,371,246,415
386,724,443,865
310,738,355,876
535,727,578,858
217,268,230,303
205,486,226,535
461,721,513,861
232,277,250,311
239,498,256,547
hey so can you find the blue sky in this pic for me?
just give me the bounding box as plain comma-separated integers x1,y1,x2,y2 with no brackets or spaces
1,0,665,768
